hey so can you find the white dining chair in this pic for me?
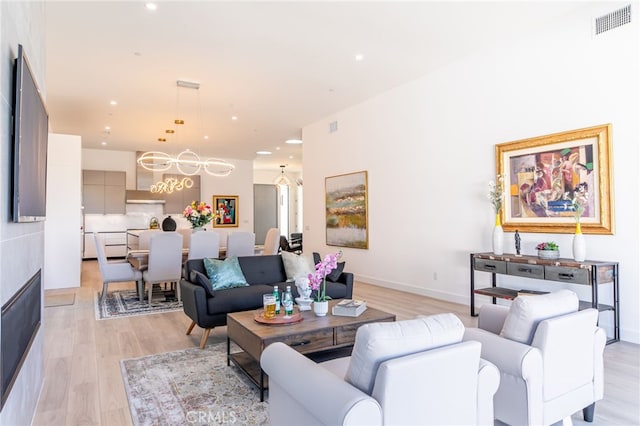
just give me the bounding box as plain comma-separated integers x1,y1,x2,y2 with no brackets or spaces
261,227,280,255
188,231,220,260
142,232,183,305
138,229,161,250
94,233,142,301
226,231,256,257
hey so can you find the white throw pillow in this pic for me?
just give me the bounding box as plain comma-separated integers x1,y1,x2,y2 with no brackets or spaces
500,289,579,344
345,313,464,395
281,251,315,280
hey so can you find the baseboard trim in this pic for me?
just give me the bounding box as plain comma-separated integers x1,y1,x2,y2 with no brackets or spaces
354,274,468,307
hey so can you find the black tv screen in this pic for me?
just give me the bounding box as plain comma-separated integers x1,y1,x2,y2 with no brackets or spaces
12,44,49,223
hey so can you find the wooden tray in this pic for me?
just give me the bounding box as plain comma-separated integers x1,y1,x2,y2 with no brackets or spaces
254,310,303,325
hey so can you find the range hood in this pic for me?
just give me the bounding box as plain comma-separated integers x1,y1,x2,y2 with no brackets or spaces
125,190,165,204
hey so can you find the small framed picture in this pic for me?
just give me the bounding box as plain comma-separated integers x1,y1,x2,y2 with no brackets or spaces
212,195,238,228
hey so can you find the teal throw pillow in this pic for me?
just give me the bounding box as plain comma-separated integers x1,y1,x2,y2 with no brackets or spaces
203,256,249,290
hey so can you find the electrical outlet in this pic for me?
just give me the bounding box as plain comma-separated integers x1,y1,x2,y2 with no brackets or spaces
433,272,438,281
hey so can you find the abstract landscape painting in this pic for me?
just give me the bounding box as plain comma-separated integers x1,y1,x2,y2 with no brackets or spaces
325,171,368,249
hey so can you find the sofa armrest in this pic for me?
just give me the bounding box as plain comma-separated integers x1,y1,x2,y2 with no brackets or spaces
337,272,354,299
477,359,500,426
477,304,509,334
261,342,382,426
464,327,543,425
464,327,542,379
180,279,210,325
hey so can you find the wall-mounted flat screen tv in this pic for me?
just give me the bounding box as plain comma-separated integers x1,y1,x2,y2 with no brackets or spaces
12,44,49,223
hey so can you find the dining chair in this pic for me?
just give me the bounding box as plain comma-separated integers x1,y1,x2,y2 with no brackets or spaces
138,229,161,250
261,227,280,255
142,232,183,305
188,231,220,260
226,231,256,257
94,233,142,301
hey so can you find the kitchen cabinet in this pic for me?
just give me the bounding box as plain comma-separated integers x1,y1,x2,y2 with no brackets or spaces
83,170,126,214
83,231,127,259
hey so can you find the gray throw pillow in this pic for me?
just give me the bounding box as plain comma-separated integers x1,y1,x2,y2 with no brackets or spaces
327,262,345,282
190,270,215,298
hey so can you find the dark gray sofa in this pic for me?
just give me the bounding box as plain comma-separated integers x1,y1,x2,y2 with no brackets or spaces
180,254,354,348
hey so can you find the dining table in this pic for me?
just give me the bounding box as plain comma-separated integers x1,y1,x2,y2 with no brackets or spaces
126,246,264,271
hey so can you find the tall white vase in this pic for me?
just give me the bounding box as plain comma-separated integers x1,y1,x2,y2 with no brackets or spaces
572,222,586,262
492,214,504,255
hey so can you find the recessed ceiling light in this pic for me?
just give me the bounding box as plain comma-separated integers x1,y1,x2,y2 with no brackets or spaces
109,100,117,106
204,135,209,140
285,139,303,144
275,147,281,151
101,141,107,146
104,126,111,131
256,151,272,155
145,3,157,11
289,155,294,159
355,53,364,61
231,116,238,121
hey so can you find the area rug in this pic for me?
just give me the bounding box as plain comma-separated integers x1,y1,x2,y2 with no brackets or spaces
44,293,76,307
120,343,268,426
95,286,183,320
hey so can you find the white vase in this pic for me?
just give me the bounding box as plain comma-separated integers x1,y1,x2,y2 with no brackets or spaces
492,214,504,255
573,223,586,262
313,300,329,317
192,226,203,232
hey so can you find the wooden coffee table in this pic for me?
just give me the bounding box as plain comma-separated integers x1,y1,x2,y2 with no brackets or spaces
227,300,395,401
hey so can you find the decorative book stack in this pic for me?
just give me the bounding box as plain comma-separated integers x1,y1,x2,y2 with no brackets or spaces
332,299,367,317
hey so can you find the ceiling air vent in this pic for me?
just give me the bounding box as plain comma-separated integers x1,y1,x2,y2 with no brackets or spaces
329,121,338,133
595,4,631,35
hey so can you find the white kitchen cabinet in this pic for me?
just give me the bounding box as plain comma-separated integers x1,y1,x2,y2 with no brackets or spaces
83,231,127,259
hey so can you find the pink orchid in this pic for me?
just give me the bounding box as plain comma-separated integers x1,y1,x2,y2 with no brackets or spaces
307,251,342,302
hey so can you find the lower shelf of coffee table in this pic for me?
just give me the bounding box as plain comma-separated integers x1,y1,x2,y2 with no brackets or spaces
228,346,354,393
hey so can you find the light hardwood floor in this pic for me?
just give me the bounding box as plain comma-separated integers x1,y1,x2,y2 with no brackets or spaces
34,260,639,425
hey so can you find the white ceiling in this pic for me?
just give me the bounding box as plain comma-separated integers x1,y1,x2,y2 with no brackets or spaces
44,1,586,173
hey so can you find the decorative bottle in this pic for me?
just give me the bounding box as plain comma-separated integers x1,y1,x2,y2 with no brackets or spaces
283,286,294,317
572,222,586,262
273,285,281,314
492,213,504,255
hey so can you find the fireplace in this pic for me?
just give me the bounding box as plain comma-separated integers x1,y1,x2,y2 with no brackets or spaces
1,270,41,410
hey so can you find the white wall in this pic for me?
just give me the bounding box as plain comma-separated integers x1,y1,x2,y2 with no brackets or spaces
0,1,46,424
303,2,640,343
44,133,82,288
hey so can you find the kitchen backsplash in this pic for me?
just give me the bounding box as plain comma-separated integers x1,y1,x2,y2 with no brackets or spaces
84,204,193,232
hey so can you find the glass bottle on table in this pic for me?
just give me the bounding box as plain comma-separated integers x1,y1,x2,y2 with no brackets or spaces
283,286,294,317
273,285,281,314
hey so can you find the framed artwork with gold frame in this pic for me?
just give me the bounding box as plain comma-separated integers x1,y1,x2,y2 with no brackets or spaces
325,171,369,248
496,124,613,235
212,195,238,228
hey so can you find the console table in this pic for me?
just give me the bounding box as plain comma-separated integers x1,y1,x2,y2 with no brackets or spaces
470,252,619,344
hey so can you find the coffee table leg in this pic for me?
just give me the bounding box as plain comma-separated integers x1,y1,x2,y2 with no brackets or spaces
260,369,265,402
226,336,230,366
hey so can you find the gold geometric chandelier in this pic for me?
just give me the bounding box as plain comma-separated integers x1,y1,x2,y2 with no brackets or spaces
137,80,235,177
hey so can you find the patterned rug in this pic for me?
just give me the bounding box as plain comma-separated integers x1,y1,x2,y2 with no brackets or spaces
120,343,268,426
94,286,183,320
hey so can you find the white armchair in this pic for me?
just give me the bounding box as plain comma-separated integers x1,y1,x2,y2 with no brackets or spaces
261,314,500,426
463,290,606,426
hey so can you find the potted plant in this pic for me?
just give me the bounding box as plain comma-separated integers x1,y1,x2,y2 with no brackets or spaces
307,251,342,316
536,241,559,260
182,201,213,230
